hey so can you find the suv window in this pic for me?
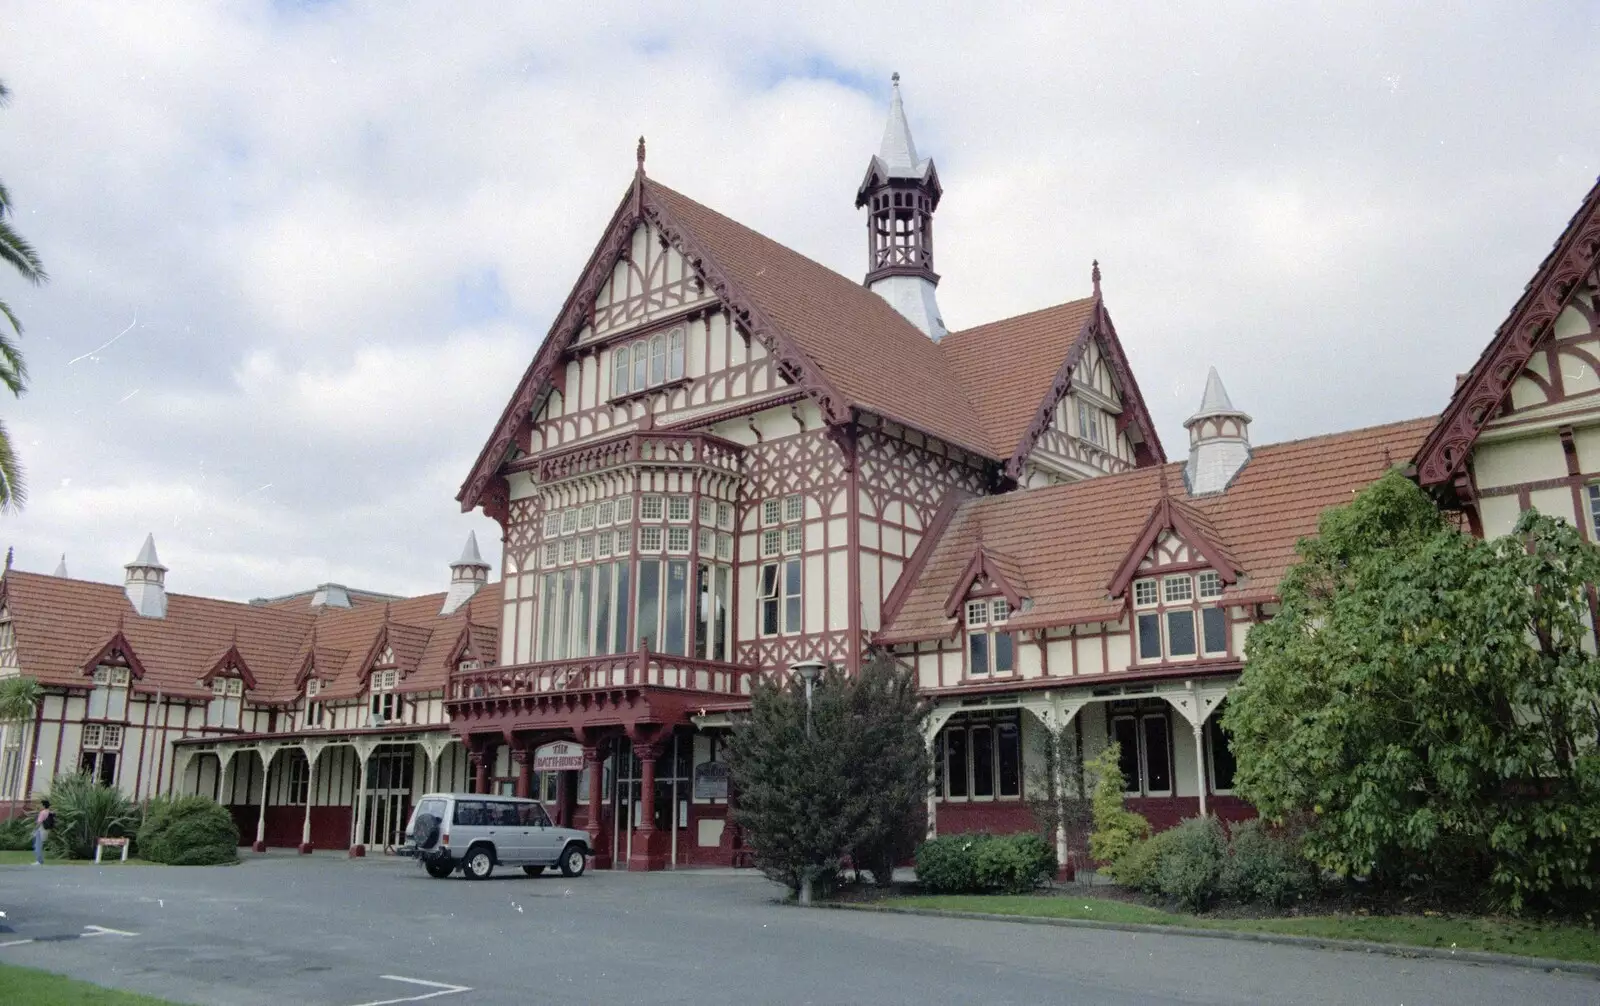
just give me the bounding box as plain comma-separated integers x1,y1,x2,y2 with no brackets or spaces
453,800,488,826
489,802,521,827
518,803,552,827
415,799,446,823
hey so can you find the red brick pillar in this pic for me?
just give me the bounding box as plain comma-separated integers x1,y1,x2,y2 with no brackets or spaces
630,744,659,871
514,747,531,799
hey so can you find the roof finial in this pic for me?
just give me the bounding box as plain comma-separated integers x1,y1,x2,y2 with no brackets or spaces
1091,259,1101,296
636,135,646,175
4,547,12,572
891,71,900,86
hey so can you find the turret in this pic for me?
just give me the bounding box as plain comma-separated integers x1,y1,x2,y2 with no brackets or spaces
440,531,491,615
1184,368,1252,496
856,73,947,340
124,533,168,618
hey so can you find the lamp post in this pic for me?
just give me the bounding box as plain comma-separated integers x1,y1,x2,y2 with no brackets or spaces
791,659,826,740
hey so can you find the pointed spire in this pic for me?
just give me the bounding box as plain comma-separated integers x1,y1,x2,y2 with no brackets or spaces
632,136,646,216
455,530,489,569
878,73,923,177
53,554,67,578
4,547,11,572
130,533,165,571
1184,367,1253,496
1091,259,1102,297
636,135,646,176
1188,366,1243,421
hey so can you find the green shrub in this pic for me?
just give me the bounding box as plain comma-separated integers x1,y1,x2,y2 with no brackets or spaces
42,774,137,860
0,813,34,850
1221,819,1320,908
1110,825,1181,893
1086,745,1149,865
137,796,238,865
1154,817,1228,912
916,833,1057,894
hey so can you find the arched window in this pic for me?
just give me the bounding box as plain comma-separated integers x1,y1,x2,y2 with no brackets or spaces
631,341,647,391
612,346,630,397
668,327,685,381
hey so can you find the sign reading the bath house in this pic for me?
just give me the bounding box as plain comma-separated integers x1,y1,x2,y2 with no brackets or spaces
532,741,585,773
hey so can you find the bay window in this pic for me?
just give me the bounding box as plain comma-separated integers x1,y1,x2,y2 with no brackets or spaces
934,714,1022,801
369,668,399,725
1133,570,1228,663
207,676,244,729
964,598,1014,676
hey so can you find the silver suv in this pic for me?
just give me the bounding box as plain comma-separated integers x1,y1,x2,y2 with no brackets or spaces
403,792,591,881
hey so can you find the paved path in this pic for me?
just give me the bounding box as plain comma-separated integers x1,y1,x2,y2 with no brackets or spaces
0,856,1594,1005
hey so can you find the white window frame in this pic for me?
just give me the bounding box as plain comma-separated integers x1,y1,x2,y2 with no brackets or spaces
667,496,692,522
1111,709,1174,798
934,714,1023,803
641,495,664,522
1132,573,1228,663
758,558,803,637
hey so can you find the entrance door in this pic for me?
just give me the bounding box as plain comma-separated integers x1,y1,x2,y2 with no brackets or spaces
610,739,641,868
361,745,415,851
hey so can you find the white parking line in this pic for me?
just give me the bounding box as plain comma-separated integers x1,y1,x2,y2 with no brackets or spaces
344,974,473,1006
82,925,139,937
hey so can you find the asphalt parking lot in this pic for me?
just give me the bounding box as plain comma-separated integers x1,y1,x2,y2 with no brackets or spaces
1,853,1596,1005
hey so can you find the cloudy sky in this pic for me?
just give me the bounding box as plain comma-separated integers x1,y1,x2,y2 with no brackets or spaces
0,2,1596,601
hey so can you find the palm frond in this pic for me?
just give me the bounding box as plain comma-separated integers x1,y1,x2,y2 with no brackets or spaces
0,418,28,513
0,218,45,285
0,298,20,342
0,675,43,723
0,80,9,106
0,178,10,214
0,322,27,395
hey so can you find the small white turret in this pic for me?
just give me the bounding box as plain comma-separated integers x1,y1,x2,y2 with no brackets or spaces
53,554,67,578
440,531,491,615
124,533,168,618
1184,368,1252,496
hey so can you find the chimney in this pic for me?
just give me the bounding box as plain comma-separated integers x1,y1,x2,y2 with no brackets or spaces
440,531,491,615
124,533,168,618
1183,367,1252,496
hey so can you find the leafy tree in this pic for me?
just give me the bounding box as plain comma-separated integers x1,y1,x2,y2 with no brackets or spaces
1086,743,1148,865
841,653,930,886
1226,470,1600,909
42,773,137,860
726,657,930,902
0,79,46,511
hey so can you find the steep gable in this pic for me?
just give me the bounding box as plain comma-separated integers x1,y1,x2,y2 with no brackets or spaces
1415,174,1600,492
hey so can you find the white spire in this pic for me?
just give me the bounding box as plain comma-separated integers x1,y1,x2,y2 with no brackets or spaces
53,554,67,578
878,73,925,178
1184,368,1253,496
124,533,168,618
441,531,492,615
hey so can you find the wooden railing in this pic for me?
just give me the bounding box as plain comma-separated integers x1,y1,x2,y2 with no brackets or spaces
447,650,754,702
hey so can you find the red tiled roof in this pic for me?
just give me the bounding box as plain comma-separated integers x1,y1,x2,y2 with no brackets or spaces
0,572,500,703
877,416,1437,642
939,299,1098,457
646,180,995,458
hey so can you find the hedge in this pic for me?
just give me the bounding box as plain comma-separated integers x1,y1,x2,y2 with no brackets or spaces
136,796,238,865
915,832,1057,894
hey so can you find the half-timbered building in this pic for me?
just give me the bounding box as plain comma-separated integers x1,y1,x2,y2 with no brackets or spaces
0,533,499,855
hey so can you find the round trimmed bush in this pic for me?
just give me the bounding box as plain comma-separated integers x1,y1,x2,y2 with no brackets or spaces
137,796,238,865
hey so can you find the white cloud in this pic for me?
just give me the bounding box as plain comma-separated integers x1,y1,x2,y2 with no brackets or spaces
0,1,1596,600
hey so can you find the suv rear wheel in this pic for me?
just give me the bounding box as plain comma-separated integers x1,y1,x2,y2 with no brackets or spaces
559,843,587,878
462,846,495,880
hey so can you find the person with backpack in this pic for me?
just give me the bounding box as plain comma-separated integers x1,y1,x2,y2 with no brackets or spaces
32,798,53,865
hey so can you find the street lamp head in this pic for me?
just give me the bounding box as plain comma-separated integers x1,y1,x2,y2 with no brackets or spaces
790,658,827,685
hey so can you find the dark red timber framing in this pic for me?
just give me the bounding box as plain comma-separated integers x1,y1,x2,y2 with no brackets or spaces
1414,174,1600,494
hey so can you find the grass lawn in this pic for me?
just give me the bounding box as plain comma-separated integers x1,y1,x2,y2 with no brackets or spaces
884,895,1600,965
0,963,181,1004
0,849,152,866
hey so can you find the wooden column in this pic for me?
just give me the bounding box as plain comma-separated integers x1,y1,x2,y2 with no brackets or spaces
350,747,372,857
299,749,318,854
630,743,659,871
252,749,273,853
1193,721,1208,818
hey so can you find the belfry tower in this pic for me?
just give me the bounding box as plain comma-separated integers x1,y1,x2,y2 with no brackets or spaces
856,73,947,340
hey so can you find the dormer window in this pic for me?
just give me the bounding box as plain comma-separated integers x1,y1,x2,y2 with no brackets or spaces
1133,572,1228,663
611,327,686,398
1077,399,1104,447
370,667,399,725
965,598,1014,677
0,608,16,670
304,677,324,728
206,676,244,729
